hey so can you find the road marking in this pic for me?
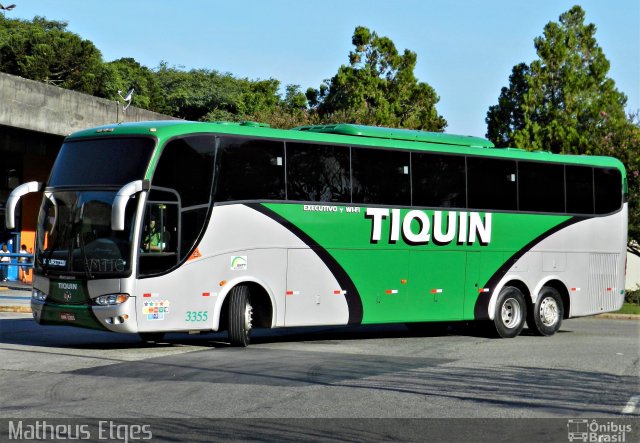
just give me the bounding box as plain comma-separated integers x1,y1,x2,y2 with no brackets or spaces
622,395,640,414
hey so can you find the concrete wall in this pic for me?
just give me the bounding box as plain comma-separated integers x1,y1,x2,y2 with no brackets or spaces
0,72,175,136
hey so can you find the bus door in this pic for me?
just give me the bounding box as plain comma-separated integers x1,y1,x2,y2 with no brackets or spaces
136,197,183,332
408,251,467,321
138,191,180,276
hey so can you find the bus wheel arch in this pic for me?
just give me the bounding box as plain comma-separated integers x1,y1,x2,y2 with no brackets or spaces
218,279,275,332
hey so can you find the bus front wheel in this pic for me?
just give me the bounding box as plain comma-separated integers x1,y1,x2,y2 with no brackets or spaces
228,285,252,347
493,286,526,338
526,286,563,336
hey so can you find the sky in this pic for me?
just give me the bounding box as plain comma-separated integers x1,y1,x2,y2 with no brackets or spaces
6,0,640,137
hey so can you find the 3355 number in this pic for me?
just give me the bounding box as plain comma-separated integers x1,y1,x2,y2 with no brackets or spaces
185,311,208,322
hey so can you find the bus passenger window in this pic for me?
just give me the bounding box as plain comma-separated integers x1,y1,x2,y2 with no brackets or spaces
412,153,466,208
214,137,285,201
287,142,350,203
518,161,564,213
351,148,410,205
467,157,517,211
151,136,215,207
566,166,594,214
594,167,622,214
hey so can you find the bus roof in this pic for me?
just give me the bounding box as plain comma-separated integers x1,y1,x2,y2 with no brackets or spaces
292,124,495,148
67,120,626,174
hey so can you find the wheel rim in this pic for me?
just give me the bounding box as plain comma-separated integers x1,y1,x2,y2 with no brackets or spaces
501,297,521,329
539,297,559,326
244,302,253,335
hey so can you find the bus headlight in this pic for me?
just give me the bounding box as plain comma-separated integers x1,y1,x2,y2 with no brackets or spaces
32,289,47,301
94,294,129,306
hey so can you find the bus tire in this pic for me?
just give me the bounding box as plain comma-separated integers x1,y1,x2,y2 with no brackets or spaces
526,286,563,336
493,286,526,338
228,285,252,347
139,332,165,343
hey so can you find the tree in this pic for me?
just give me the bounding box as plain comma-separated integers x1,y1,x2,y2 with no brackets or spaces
307,26,446,131
607,113,640,256
104,58,167,113
486,6,640,255
485,63,530,147
156,63,285,123
250,84,318,129
0,16,105,94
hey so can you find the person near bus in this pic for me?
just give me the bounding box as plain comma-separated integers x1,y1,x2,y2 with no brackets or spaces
18,244,30,283
143,218,163,252
0,243,10,282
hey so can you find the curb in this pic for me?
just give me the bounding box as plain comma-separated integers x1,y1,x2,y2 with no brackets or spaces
595,313,640,320
0,306,32,313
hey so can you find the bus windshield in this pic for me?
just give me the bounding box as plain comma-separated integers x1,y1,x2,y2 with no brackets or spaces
48,137,155,187
35,190,138,277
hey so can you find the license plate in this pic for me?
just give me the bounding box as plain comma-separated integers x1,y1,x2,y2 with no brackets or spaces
60,313,76,321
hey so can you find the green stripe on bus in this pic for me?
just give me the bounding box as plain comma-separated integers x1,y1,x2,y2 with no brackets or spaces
263,203,570,322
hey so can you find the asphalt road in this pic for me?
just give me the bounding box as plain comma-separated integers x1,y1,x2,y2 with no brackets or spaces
0,313,638,441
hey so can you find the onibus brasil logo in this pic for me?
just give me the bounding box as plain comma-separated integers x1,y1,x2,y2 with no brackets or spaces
567,419,632,442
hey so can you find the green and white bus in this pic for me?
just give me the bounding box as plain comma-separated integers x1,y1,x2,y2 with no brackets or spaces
5,121,627,345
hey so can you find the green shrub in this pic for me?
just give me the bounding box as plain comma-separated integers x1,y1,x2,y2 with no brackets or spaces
625,287,640,305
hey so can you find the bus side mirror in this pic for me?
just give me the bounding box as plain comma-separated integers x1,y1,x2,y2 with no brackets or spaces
5,181,42,229
111,180,150,231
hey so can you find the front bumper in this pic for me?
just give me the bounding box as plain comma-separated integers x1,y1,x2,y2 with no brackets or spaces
31,297,138,333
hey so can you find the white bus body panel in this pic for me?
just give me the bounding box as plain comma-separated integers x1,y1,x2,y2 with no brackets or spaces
488,205,627,320
134,204,349,332
285,249,350,326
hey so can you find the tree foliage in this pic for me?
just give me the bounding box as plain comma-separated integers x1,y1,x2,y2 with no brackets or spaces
0,19,447,132
155,62,292,124
0,16,104,94
486,6,639,254
105,58,167,113
0,16,312,126
611,114,640,256
307,26,446,131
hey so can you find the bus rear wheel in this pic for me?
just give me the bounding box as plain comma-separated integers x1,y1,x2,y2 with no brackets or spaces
526,286,563,336
228,285,252,347
493,286,526,338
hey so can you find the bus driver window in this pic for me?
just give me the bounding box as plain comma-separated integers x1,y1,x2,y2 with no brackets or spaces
141,204,174,253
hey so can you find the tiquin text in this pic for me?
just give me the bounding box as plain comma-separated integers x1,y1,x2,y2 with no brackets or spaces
366,208,492,246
